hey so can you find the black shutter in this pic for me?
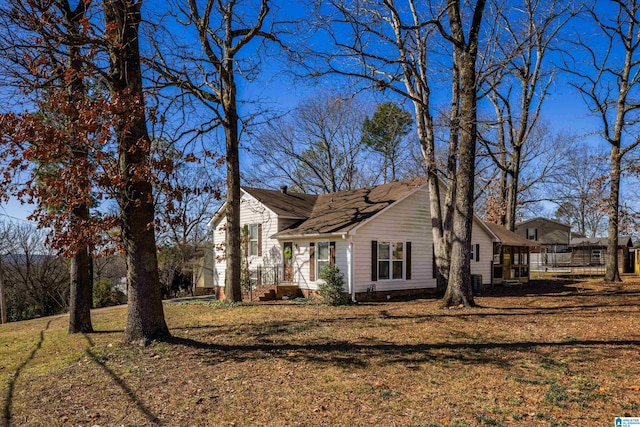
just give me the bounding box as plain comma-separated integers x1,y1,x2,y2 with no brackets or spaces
329,241,336,265
476,244,480,262
371,240,378,281
257,224,262,256
309,243,315,281
406,242,412,280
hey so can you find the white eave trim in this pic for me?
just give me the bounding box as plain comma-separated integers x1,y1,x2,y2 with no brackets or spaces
207,201,227,227
272,232,348,240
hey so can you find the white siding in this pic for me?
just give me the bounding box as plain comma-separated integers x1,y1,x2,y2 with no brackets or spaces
211,192,286,287
193,252,214,289
209,186,496,292
212,217,226,287
288,238,349,291
351,187,435,293
470,218,494,285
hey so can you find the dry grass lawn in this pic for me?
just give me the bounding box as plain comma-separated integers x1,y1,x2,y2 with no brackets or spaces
2,279,640,426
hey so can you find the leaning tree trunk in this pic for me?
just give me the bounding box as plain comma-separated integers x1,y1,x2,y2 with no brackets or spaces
415,102,449,291
605,149,622,282
104,0,169,345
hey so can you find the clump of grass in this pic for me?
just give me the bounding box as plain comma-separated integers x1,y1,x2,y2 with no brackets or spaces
569,375,608,407
170,299,246,308
378,388,397,399
475,414,507,426
620,401,640,411
539,356,568,372
514,377,542,385
544,382,569,408
289,297,315,304
417,422,471,427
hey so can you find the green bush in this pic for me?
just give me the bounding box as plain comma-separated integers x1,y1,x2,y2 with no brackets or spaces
93,280,126,308
318,264,351,305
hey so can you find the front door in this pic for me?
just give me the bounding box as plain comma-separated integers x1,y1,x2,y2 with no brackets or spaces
283,241,294,282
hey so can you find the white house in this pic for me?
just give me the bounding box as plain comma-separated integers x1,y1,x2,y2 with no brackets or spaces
200,180,505,301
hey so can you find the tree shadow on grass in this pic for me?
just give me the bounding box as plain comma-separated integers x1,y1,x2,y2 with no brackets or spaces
165,334,640,371
81,334,163,425
2,319,51,427
483,280,640,299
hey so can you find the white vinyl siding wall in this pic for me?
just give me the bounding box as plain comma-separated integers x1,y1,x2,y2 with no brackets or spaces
289,238,348,291
210,192,285,288
211,217,226,287
470,218,494,285
352,187,434,293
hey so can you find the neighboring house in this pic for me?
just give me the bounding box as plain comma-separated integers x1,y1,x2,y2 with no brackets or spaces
483,222,537,285
514,217,571,268
193,251,214,290
201,180,501,301
570,236,634,273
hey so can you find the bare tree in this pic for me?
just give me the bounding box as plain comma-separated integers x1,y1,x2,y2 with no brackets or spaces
566,0,640,281
479,0,575,231
249,94,375,193
312,0,487,306
0,220,69,320
149,0,280,302
552,146,608,237
155,162,220,295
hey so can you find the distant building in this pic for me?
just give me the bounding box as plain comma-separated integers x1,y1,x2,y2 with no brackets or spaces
514,217,571,268
570,236,634,273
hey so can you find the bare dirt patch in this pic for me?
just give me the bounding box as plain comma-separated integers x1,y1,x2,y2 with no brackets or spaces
2,279,640,426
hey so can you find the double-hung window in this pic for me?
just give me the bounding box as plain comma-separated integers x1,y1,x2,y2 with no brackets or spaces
248,224,259,256
378,241,404,280
317,241,330,274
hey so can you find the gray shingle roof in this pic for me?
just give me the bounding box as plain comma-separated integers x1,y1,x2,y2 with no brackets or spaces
483,222,538,247
241,187,318,219
570,236,633,248
270,180,425,237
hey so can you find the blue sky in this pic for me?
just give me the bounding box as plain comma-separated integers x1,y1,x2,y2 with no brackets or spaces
0,0,630,223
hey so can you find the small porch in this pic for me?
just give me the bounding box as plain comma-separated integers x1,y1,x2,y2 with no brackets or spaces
242,264,302,301
492,245,531,286
483,221,538,286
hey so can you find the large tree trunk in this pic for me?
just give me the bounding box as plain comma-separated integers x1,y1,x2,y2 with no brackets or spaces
103,0,169,345
605,149,622,282
65,0,93,334
223,64,243,302
415,102,449,291
443,54,477,307
68,207,93,334
442,0,485,307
